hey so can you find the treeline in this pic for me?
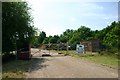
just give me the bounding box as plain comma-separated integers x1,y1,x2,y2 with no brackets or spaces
33,21,119,53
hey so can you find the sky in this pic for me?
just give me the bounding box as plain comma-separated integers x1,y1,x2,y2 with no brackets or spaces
26,0,118,36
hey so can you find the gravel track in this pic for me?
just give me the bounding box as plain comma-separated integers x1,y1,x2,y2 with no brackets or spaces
27,49,118,78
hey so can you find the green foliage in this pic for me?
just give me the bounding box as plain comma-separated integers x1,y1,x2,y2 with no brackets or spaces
77,26,92,40
59,35,68,43
102,21,119,53
49,35,60,43
59,29,74,43
43,37,50,44
67,26,93,49
2,2,36,53
31,36,39,46
42,21,119,54
38,31,46,44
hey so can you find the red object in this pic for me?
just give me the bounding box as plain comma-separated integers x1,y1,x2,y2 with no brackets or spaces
17,44,32,60
18,51,31,60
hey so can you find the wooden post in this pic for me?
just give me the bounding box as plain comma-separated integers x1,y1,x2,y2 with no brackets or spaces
57,43,59,51
49,42,50,54
66,42,68,54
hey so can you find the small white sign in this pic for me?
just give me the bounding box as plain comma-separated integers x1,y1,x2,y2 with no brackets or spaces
76,44,84,54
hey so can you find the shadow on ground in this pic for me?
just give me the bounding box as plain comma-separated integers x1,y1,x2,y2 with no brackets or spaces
29,57,49,72
2,59,31,78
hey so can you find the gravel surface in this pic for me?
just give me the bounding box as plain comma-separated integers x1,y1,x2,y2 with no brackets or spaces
27,49,118,78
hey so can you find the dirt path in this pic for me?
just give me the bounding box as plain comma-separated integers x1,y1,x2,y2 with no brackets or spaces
27,49,118,78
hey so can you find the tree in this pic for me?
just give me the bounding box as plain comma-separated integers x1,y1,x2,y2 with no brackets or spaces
60,29,74,43
102,21,119,52
38,31,46,44
40,21,119,53
49,35,60,43
2,2,36,55
43,37,50,44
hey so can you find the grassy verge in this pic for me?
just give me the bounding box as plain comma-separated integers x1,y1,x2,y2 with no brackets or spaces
78,53,118,69
2,59,32,78
51,50,118,69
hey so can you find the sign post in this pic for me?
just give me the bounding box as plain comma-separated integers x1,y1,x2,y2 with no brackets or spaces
66,42,68,54
49,42,50,54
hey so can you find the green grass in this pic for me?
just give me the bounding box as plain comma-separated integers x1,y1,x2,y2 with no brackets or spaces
2,60,32,78
51,50,118,69
78,54,118,69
